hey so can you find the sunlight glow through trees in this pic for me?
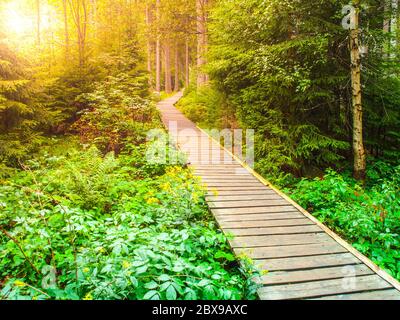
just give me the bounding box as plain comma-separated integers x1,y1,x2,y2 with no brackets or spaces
2,0,54,38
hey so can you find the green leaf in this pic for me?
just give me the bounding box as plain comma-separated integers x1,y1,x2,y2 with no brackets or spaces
166,285,177,300
143,290,160,300
144,281,158,290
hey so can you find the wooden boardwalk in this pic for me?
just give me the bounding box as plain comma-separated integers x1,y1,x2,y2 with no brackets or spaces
157,93,400,300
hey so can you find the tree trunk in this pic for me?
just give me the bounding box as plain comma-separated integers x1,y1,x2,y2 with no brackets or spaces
185,37,190,88
196,0,208,87
69,0,88,69
36,0,41,47
174,44,179,92
164,41,172,94
146,4,153,90
391,0,398,50
62,0,69,60
155,0,161,93
350,0,366,181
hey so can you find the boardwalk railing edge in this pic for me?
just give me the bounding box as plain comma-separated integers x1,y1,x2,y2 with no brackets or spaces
194,124,400,292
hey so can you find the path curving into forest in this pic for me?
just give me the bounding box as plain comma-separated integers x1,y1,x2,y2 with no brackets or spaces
157,93,400,300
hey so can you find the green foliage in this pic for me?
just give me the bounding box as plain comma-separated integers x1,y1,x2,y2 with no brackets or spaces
0,40,54,165
0,142,258,300
177,86,236,129
199,0,400,180
72,73,158,154
287,164,400,279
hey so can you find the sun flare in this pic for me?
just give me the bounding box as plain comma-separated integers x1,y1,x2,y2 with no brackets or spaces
2,1,55,37
4,8,34,35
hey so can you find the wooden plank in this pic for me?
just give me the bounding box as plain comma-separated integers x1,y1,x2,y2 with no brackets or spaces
196,173,253,177
207,190,278,196
212,206,298,215
225,225,323,237
206,186,269,191
254,253,362,272
193,164,243,168
220,218,314,229
258,275,392,300
207,194,282,202
260,265,374,285
209,200,290,209
202,178,258,183
310,289,400,300
184,153,231,157
230,233,332,248
194,169,250,173
204,183,266,187
235,243,347,259
216,212,303,222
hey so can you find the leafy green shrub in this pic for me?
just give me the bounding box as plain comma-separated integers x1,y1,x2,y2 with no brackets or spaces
177,86,236,129
0,40,56,165
72,73,159,154
287,166,400,279
0,142,258,300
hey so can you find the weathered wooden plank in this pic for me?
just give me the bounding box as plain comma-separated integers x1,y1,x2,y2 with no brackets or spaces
194,168,250,173
209,200,290,209
207,186,270,191
195,169,249,172
216,212,303,222
196,173,252,177
254,253,362,272
235,243,347,259
204,182,265,186
258,275,392,300
220,218,313,229
184,153,231,157
260,265,374,285
225,225,323,237
207,190,278,196
230,233,332,248
193,164,243,168
202,178,258,183
207,194,282,202
189,160,236,165
212,206,298,215
309,289,400,300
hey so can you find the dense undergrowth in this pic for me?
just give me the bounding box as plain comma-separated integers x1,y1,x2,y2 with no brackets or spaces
0,73,258,300
0,142,257,300
286,163,400,280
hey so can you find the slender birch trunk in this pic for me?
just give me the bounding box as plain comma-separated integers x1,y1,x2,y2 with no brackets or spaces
350,0,366,181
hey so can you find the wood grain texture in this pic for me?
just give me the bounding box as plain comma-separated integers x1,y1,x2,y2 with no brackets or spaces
260,264,374,285
258,275,391,300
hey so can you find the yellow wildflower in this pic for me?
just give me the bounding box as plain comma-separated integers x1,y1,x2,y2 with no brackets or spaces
83,267,90,273
122,261,131,269
83,292,93,300
146,197,159,205
160,182,171,191
14,280,26,287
